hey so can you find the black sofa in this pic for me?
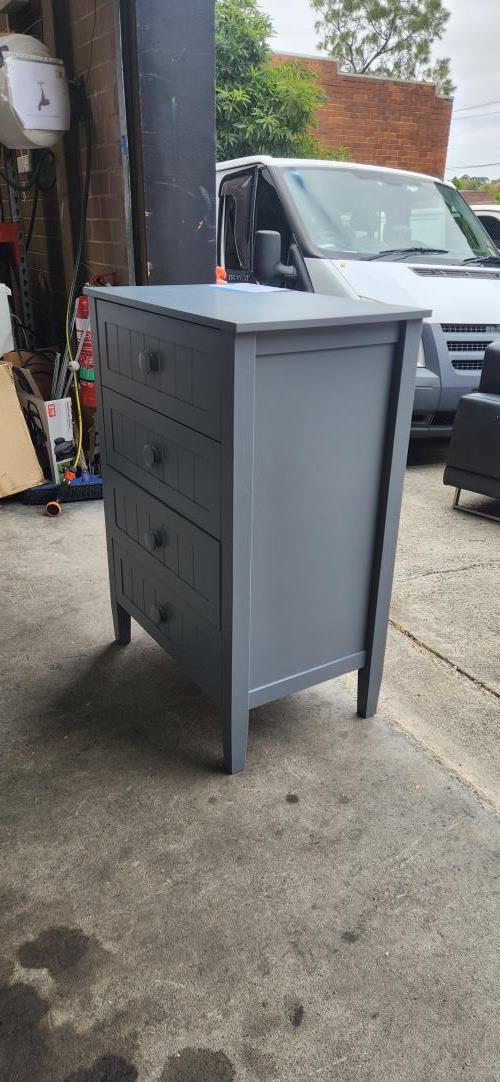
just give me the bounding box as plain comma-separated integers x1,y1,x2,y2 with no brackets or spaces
443,341,500,520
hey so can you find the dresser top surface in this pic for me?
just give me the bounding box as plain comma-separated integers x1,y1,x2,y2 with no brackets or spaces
87,283,429,334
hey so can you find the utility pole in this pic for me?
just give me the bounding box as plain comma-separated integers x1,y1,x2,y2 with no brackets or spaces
132,0,217,285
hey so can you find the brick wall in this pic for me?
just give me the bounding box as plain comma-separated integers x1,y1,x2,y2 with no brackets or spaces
273,54,453,179
67,0,128,286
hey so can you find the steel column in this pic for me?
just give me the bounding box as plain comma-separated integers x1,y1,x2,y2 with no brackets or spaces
132,0,217,285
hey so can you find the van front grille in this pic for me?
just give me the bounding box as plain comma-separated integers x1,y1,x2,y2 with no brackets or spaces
414,268,500,280
448,341,492,352
441,323,500,335
452,359,484,371
441,324,498,373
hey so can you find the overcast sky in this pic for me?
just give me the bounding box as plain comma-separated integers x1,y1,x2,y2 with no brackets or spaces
264,0,500,179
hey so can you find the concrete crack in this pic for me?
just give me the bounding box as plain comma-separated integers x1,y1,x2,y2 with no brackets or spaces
389,620,500,703
403,560,500,581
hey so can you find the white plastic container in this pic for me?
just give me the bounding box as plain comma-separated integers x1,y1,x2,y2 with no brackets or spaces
0,283,14,356
0,34,69,149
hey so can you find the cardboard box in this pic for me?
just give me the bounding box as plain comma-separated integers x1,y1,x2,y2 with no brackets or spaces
15,366,75,482
3,349,54,401
0,364,44,497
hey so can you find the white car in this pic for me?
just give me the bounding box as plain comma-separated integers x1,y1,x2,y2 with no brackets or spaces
217,157,500,436
470,204,500,248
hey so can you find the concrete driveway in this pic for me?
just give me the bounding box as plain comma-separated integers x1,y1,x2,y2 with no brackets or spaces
0,443,499,1081
378,441,500,809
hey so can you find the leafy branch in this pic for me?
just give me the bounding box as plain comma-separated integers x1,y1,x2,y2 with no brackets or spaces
310,0,455,97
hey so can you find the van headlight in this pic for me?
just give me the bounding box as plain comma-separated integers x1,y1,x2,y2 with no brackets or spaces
417,341,426,368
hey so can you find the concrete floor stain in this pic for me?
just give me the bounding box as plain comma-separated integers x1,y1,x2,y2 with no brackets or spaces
0,979,139,1082
160,1048,236,1081
0,981,50,1081
290,1003,305,1028
341,930,361,944
65,1055,139,1081
18,927,91,977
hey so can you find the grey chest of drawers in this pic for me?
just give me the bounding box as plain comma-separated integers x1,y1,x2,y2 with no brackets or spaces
88,284,427,774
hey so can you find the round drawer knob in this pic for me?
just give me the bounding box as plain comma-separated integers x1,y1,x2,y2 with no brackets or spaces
149,603,169,627
142,443,161,469
144,528,164,553
138,350,159,376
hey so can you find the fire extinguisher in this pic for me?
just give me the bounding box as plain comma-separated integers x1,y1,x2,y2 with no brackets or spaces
75,294,96,407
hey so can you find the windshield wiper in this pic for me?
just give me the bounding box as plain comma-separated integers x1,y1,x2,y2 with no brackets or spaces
366,246,449,261
462,255,500,266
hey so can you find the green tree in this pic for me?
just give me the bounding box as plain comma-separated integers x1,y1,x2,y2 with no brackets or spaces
452,176,483,191
451,175,484,190
452,176,500,193
216,0,348,160
310,0,455,97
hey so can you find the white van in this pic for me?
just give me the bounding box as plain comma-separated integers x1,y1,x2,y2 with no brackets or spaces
217,157,500,436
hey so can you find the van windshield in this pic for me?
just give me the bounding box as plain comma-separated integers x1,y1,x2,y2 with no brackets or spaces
280,165,497,262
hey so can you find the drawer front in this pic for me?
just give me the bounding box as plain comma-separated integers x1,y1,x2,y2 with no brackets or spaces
96,300,223,439
102,389,221,537
112,540,221,705
105,468,220,627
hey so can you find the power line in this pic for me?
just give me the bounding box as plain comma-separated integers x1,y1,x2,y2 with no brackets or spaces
452,111,500,122
447,161,500,170
454,99,500,113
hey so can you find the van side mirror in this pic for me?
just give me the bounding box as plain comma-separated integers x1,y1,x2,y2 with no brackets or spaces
254,230,297,286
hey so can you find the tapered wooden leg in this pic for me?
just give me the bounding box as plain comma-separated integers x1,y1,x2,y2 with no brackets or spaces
222,705,249,774
357,660,382,719
112,599,131,645
356,323,422,721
